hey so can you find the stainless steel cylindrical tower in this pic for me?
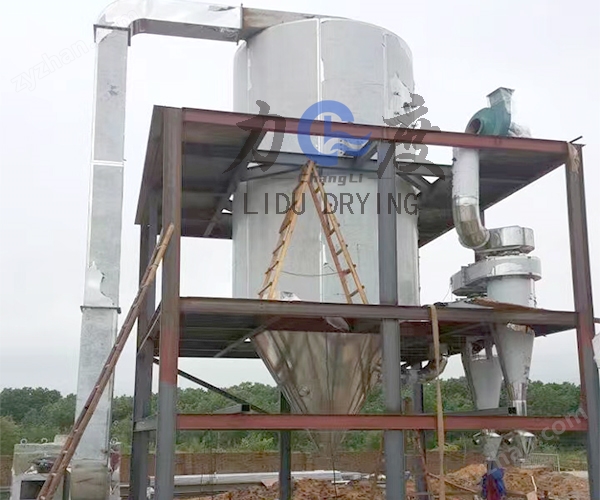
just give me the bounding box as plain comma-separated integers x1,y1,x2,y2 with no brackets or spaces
231,18,419,418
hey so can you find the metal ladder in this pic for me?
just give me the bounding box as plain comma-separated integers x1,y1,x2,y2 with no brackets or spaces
258,160,368,305
36,224,175,500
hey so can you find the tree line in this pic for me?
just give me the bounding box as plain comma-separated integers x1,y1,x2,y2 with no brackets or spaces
0,378,584,456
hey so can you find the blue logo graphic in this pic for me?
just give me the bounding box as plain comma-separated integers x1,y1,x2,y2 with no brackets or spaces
298,100,372,166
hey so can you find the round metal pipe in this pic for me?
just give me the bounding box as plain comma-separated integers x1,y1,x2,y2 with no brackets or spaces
452,148,490,249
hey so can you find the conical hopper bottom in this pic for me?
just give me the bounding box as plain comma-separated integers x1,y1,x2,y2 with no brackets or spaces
252,329,381,450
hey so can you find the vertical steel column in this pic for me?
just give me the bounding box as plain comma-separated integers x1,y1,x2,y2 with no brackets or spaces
130,196,158,500
155,109,183,500
279,392,292,500
377,141,406,500
73,28,128,500
565,144,600,499
411,364,429,497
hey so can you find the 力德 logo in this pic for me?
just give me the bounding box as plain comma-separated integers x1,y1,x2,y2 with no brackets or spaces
298,100,372,166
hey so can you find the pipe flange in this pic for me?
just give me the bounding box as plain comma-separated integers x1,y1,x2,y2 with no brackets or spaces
451,254,542,297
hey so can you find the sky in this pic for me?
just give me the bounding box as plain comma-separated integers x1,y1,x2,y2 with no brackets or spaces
0,0,599,397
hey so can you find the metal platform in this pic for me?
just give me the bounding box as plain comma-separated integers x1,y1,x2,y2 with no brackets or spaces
142,297,579,364
134,106,567,246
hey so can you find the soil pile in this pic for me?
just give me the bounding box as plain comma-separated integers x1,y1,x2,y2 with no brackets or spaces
201,465,590,499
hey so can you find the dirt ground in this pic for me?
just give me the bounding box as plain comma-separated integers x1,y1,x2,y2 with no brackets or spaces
204,464,590,500
439,464,590,499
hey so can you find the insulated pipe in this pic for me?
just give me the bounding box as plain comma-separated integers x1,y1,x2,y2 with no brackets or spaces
452,148,490,249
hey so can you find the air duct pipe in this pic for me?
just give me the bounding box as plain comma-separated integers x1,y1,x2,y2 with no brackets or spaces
452,88,516,249
452,148,489,249
375,347,449,385
397,345,450,385
411,353,449,383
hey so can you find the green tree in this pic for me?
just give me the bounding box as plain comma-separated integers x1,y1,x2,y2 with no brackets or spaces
2,379,585,454
0,416,22,455
111,418,133,448
527,381,580,416
22,394,75,432
0,388,61,423
112,395,134,422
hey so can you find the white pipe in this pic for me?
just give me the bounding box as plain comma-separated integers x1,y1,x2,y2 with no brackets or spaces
452,148,490,249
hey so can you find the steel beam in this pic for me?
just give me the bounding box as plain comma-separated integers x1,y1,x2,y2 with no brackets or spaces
152,359,268,414
352,140,379,168
279,393,292,500
213,318,280,358
240,152,452,179
133,417,157,433
155,108,182,500
214,404,253,414
565,144,600,499
399,173,433,194
411,365,428,497
203,130,266,237
137,308,160,353
129,195,158,500
176,414,588,432
182,109,570,155
378,141,406,500
179,297,580,327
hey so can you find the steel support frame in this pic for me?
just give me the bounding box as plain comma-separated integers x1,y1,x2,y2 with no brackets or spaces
565,144,599,499
377,141,406,500
179,296,580,326
182,108,569,155
129,195,158,500
176,414,588,432
411,364,429,497
240,152,452,180
151,359,269,414
279,393,292,500
132,109,596,499
155,108,183,500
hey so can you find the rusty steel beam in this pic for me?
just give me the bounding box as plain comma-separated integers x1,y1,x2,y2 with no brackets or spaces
176,414,588,432
129,193,159,500
155,108,183,500
180,297,579,327
565,144,600,498
182,108,569,155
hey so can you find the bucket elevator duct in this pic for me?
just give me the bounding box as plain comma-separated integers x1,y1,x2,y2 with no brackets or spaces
452,89,540,463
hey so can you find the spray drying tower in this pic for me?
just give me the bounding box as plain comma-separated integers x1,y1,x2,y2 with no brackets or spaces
70,2,600,500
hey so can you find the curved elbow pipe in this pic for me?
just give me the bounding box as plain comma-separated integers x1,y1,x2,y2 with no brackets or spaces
417,354,449,383
399,354,449,385
452,147,490,249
